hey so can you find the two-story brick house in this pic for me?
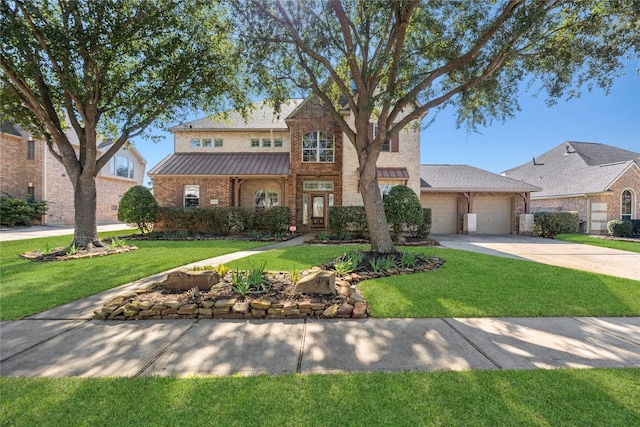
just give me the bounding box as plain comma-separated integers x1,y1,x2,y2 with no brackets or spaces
0,122,146,225
149,97,421,231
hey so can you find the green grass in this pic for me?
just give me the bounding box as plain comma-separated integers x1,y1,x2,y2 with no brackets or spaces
1,369,639,426
360,247,640,318
225,245,367,271
556,233,640,253
0,233,269,320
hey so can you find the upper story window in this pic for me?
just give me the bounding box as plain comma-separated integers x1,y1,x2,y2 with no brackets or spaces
184,185,200,207
373,124,391,152
622,189,634,220
27,139,35,159
203,138,212,148
109,156,134,179
274,139,283,147
255,189,278,207
191,138,201,148
262,138,271,147
303,131,334,163
214,138,223,147
251,139,260,148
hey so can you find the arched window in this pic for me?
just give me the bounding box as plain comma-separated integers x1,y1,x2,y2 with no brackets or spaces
302,131,334,162
621,189,634,220
255,189,278,208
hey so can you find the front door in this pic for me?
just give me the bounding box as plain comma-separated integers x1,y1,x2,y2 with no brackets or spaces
311,194,326,228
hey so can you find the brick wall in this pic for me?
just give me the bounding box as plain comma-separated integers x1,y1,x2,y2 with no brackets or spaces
153,176,231,208
0,133,45,215
174,129,290,153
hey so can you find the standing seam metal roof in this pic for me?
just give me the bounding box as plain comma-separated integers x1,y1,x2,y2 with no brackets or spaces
148,153,290,176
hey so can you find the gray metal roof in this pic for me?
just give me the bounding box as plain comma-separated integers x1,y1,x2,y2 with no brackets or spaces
503,142,640,198
378,168,409,179
148,152,290,176
420,164,541,192
170,99,305,132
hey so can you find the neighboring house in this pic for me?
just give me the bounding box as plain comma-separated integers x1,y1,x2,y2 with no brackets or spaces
149,96,541,234
503,141,640,234
0,122,146,225
420,164,541,234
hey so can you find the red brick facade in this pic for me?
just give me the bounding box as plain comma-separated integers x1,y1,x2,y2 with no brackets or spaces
152,176,231,208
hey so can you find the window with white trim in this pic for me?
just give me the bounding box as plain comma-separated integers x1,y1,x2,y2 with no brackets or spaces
203,138,212,148
251,139,260,147
214,138,223,147
622,189,634,220
255,189,278,207
184,185,200,207
374,124,391,152
109,156,134,179
191,138,201,148
302,131,334,162
274,139,283,147
262,138,271,147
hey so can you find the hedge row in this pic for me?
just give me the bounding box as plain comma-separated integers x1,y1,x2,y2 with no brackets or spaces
0,195,48,227
533,211,580,238
328,205,432,238
157,206,291,234
607,219,638,237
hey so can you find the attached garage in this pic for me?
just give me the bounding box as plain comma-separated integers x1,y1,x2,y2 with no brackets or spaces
420,164,541,235
422,195,457,234
475,196,512,234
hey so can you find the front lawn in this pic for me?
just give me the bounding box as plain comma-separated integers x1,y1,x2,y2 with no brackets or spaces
1,369,639,426
0,233,269,320
360,247,640,318
556,233,640,253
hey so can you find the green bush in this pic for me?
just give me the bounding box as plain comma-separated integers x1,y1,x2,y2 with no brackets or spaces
384,185,423,236
328,206,367,236
533,211,579,238
117,185,158,234
265,206,291,234
607,220,632,237
414,208,432,238
630,219,640,236
0,195,47,227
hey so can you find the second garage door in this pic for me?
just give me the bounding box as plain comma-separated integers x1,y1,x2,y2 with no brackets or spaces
475,196,512,234
422,196,458,234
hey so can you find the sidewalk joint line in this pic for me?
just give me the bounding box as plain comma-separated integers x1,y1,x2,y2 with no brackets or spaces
296,318,308,374
0,320,89,364
441,318,502,369
132,320,198,378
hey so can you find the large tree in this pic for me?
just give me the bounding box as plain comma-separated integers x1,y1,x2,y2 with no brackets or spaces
0,0,248,247
235,0,638,253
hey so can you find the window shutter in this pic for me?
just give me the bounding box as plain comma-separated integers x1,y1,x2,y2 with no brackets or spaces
391,124,399,152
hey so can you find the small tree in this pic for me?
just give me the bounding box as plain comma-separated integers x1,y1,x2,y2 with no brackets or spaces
117,186,158,234
384,185,423,238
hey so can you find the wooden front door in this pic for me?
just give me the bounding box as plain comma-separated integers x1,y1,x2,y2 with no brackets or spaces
311,194,326,228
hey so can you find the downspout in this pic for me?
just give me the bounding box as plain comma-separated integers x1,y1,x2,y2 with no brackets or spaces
585,196,590,234
42,137,48,225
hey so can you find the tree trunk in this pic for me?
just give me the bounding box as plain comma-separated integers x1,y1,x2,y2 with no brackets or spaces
72,171,100,248
359,156,396,253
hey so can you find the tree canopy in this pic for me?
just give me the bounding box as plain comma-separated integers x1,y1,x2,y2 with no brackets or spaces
0,0,249,247
234,0,638,252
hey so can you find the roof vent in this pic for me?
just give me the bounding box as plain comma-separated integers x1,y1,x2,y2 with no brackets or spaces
532,157,544,165
565,144,576,154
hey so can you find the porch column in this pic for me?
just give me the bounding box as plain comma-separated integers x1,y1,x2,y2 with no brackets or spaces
233,178,244,207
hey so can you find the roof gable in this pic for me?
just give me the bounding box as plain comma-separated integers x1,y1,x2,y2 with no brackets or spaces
503,142,640,198
420,164,541,192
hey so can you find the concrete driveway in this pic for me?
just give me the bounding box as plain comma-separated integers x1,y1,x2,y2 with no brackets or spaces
436,234,640,281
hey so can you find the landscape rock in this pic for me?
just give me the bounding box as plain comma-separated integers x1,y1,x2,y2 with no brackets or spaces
164,270,220,291
294,271,336,295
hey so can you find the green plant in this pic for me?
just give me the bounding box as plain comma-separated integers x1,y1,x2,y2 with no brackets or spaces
383,185,423,237
265,206,291,234
214,264,229,277
108,237,127,249
534,211,579,238
189,265,214,271
247,261,269,292
607,220,633,237
41,243,53,254
414,208,432,238
347,250,364,265
333,258,355,276
247,230,262,239
117,186,159,234
230,271,250,295
65,244,79,255
631,220,640,236
316,231,330,240
0,195,48,227
379,255,397,270
289,269,302,285
401,251,417,268
369,257,383,273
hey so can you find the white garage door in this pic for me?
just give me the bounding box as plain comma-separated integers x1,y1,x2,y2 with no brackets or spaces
423,196,457,234
475,196,511,234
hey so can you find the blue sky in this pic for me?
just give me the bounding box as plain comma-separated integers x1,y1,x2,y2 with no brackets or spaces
135,61,639,184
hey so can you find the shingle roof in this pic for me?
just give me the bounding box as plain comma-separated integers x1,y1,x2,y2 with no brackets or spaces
170,99,305,131
502,142,640,198
420,164,541,192
148,153,290,176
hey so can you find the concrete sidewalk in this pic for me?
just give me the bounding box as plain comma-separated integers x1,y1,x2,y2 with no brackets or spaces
0,223,136,242
2,316,639,377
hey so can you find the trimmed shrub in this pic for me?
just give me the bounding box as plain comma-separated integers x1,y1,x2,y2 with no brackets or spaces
0,195,47,227
117,185,158,234
328,206,367,236
533,211,579,238
607,220,633,237
265,206,291,234
384,185,423,236
414,208,432,238
631,219,640,236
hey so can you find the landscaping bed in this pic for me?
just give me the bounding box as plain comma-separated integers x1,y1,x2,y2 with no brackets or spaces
20,241,138,261
94,252,445,321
